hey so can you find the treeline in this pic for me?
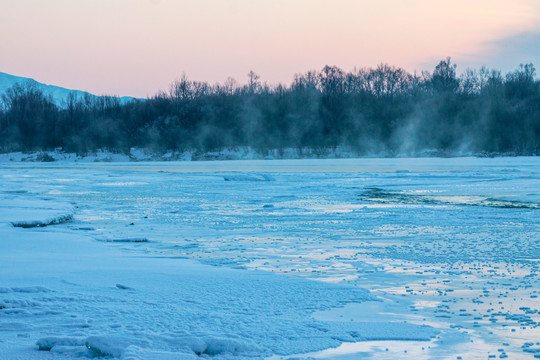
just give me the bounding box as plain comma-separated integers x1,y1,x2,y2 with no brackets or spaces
1,58,539,156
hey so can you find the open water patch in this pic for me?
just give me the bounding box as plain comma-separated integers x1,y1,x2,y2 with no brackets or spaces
95,237,149,243
359,187,540,210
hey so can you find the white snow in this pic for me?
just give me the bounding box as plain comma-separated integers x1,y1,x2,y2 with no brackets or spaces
0,147,403,163
0,194,74,228
0,219,388,359
0,157,538,359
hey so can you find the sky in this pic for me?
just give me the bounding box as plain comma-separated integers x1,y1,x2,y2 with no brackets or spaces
1,0,539,98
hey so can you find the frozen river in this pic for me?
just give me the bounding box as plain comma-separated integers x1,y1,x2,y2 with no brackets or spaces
1,157,539,359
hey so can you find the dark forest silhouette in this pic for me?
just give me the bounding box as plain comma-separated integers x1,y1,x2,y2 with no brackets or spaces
1,58,539,157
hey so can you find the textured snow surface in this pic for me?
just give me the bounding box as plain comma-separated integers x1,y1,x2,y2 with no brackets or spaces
0,195,74,228
1,219,406,359
0,157,538,359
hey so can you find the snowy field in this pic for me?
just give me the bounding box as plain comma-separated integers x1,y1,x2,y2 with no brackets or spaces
0,157,539,359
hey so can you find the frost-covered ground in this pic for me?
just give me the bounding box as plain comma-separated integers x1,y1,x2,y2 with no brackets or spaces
0,157,538,359
0,146,466,163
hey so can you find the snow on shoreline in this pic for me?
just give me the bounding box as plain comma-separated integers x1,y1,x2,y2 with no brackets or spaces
0,192,438,359
0,146,524,163
0,148,333,163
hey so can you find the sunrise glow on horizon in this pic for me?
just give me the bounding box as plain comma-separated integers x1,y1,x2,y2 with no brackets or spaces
1,0,539,97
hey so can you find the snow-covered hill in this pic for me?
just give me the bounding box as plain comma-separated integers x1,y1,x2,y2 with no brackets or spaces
0,72,137,107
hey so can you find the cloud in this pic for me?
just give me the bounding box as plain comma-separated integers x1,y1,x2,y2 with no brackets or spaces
457,31,540,73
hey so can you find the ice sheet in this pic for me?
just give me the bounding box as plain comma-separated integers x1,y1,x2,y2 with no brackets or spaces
0,157,538,359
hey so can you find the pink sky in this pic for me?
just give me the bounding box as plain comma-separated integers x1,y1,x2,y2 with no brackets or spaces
1,0,539,97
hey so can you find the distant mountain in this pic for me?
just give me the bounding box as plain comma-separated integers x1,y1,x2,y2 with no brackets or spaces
0,72,138,107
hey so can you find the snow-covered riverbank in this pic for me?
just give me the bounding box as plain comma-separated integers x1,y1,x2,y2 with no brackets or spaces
0,147,516,163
